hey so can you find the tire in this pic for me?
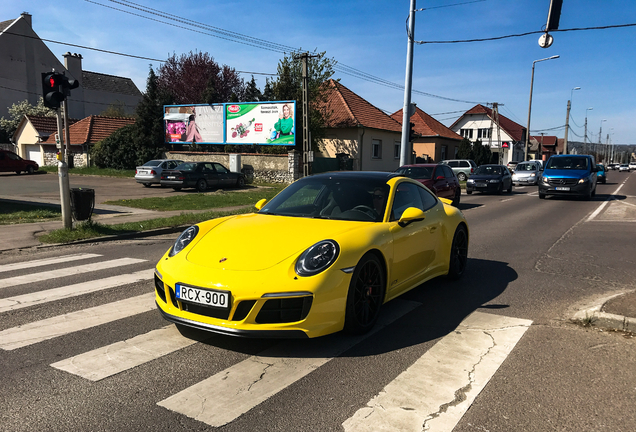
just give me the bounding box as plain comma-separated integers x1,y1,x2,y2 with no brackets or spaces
344,253,385,335
457,172,467,181
466,190,472,195
172,187,182,191
27,166,35,175
15,171,21,175
236,176,245,188
196,179,208,192
591,186,596,197
447,225,468,280
452,188,461,207
497,183,503,195
539,192,546,199
143,183,151,188
507,182,513,193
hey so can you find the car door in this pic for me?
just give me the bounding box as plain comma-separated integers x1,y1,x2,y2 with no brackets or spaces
431,166,450,199
388,182,442,295
212,163,232,186
202,163,219,187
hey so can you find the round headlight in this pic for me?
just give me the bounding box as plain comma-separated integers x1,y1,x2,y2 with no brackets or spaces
295,240,340,277
169,225,199,257
489,179,500,183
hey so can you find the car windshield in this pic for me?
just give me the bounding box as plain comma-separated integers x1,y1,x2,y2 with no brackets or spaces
546,157,589,170
395,166,434,180
259,176,391,222
515,163,537,172
176,163,197,171
144,160,163,167
474,166,502,175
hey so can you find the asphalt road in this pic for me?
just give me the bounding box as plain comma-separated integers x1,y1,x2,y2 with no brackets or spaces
0,170,635,431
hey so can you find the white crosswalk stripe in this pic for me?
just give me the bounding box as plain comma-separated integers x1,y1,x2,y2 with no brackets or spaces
0,253,102,273
0,257,147,289
0,292,155,351
0,269,154,313
51,325,198,381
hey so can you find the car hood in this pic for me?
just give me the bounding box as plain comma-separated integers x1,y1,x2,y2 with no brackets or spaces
513,171,538,177
542,169,590,178
470,174,502,181
185,213,367,271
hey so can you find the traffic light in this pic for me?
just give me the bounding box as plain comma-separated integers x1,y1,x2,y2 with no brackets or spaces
408,122,416,142
41,72,65,109
61,76,79,96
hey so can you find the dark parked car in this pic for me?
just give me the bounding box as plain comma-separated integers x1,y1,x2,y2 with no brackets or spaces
0,149,39,174
538,154,597,200
160,162,245,192
395,163,461,206
466,164,513,194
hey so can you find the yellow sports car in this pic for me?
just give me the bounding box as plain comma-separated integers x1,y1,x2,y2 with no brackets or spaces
155,172,468,338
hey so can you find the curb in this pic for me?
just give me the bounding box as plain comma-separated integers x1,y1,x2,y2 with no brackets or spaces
572,298,636,333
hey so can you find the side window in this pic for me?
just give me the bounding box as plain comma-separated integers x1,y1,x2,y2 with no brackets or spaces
214,163,229,173
418,187,439,211
448,161,459,168
390,183,425,221
443,165,454,178
460,161,469,168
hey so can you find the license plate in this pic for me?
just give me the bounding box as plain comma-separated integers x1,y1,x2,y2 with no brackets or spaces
167,176,176,179
138,170,148,175
476,182,487,187
176,284,230,309
556,186,570,191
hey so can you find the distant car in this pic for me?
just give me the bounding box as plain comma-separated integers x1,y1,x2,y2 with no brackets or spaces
629,162,636,170
160,162,245,192
466,164,513,194
607,163,619,171
512,161,542,186
619,164,630,172
135,159,183,187
506,161,520,172
596,164,607,184
440,159,477,181
0,149,39,175
395,163,461,206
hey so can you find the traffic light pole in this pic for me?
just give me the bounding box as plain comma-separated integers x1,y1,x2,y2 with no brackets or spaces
399,0,416,167
55,108,72,229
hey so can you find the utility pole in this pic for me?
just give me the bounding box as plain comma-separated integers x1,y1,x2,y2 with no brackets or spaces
295,52,318,177
400,0,416,167
583,116,588,154
493,103,502,164
563,99,571,154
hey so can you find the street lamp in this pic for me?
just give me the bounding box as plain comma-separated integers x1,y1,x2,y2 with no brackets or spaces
563,86,580,154
599,119,607,144
525,55,560,161
584,107,593,154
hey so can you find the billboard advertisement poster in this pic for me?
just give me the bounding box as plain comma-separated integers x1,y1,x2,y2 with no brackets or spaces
164,105,223,144
226,102,295,145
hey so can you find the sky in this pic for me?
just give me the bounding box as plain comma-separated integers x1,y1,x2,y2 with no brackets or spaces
4,0,636,144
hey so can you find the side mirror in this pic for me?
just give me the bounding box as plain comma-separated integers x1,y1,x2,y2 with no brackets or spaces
435,175,445,180
255,198,267,211
398,207,425,227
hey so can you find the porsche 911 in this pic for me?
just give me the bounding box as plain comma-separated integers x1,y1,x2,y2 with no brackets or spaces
155,171,469,338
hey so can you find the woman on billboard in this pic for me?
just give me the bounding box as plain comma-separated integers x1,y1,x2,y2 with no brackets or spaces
273,103,294,139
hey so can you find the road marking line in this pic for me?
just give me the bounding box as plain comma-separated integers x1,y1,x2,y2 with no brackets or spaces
0,269,154,313
157,299,421,427
0,253,102,273
342,312,532,432
51,325,197,381
0,292,155,351
586,182,625,222
0,258,147,289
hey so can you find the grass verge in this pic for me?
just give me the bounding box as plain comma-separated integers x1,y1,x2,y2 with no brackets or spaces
0,202,61,224
39,208,253,244
39,166,136,178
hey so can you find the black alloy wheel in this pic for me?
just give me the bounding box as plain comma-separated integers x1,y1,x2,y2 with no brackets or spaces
344,253,385,334
447,225,468,280
27,166,35,174
237,176,245,187
196,179,208,192
497,183,504,194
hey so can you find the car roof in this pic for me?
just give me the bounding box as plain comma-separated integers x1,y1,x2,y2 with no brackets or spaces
398,164,439,168
307,171,403,181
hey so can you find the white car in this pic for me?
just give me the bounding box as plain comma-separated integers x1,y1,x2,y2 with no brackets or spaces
629,162,636,170
135,159,184,187
619,164,630,172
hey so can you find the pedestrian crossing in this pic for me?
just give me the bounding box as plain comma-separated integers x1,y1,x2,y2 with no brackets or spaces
0,251,532,431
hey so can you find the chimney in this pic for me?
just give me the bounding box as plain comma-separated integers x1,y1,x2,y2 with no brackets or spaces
63,52,83,84
20,12,32,27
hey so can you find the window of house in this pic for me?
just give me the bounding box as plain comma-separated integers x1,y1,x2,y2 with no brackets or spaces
372,140,382,159
394,141,400,159
477,128,492,139
460,129,473,139
441,145,447,161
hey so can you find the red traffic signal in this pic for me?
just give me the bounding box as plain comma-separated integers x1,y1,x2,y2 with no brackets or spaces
41,72,65,109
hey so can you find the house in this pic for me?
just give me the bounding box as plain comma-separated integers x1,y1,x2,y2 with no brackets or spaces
390,106,463,162
13,115,135,167
529,135,559,160
450,104,526,164
0,12,142,125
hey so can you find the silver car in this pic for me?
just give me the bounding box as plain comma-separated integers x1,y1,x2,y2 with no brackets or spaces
512,161,542,185
135,159,183,187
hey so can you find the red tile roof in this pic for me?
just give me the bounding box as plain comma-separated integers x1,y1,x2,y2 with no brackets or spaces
24,115,79,135
451,104,526,142
317,79,403,132
530,135,558,146
42,115,135,145
390,107,463,141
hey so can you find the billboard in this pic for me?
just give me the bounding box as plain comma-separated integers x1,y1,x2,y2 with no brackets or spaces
164,101,295,146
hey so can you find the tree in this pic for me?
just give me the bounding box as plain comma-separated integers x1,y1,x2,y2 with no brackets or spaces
244,75,262,102
100,101,134,118
156,51,245,104
0,98,56,143
265,50,337,153
472,139,492,165
457,138,473,160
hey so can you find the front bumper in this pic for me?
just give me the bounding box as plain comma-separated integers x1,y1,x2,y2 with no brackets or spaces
538,179,591,196
512,176,537,185
466,181,502,193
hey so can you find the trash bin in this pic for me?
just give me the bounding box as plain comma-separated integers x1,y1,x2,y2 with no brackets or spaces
70,188,95,221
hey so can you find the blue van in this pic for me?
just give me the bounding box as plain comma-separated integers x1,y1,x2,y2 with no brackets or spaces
538,154,597,200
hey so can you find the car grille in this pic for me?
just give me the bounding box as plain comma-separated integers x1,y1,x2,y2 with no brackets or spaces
231,300,256,321
548,178,578,186
181,301,231,320
255,297,313,324
154,274,166,303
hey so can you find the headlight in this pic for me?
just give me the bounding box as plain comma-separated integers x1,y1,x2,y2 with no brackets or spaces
169,225,199,257
530,173,536,177
578,178,588,184
541,177,549,185
467,179,474,183
489,179,500,183
295,240,340,277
